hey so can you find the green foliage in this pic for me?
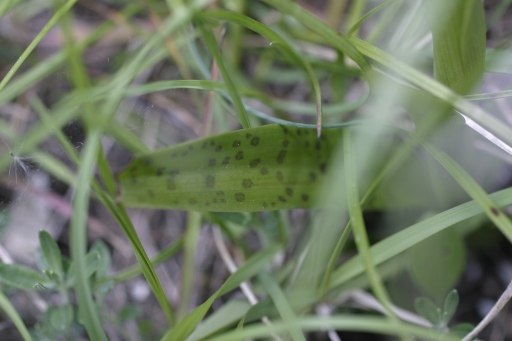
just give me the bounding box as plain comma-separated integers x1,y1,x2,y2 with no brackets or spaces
414,289,469,334
408,229,466,301
0,0,509,340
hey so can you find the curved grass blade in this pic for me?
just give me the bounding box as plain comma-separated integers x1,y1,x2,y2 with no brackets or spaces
118,125,342,212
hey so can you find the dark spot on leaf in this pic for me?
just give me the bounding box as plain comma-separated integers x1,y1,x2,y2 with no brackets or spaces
213,198,218,203
261,167,269,175
156,167,165,176
170,170,180,177
233,140,241,147
319,163,327,174
302,194,309,202
215,145,222,152
220,198,226,203
315,140,321,151
246,133,252,139
142,157,152,166
309,172,317,182
217,191,225,196
205,201,210,206
181,151,188,156
130,177,137,184
491,207,500,216
222,156,231,165
283,139,289,147
210,140,215,146
167,179,176,190
281,126,289,134
263,202,268,208
277,150,287,164
251,136,260,146
209,158,216,167
188,145,194,151
304,130,310,135
297,129,302,135
171,152,178,158
235,151,244,160
276,171,283,182
278,196,286,202
304,141,310,148
147,190,155,198
189,198,197,205
286,188,293,196
249,159,261,168
271,202,276,207
201,142,207,149
206,174,215,188
242,179,253,188
235,193,245,203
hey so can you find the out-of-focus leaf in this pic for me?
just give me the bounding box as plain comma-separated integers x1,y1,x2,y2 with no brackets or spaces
414,297,441,326
426,0,486,94
0,264,50,290
38,230,63,277
408,229,465,301
443,289,459,323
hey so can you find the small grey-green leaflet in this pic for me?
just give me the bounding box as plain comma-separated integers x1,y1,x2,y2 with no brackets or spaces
118,124,342,212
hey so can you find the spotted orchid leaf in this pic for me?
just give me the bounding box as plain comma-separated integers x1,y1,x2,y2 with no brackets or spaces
117,125,342,212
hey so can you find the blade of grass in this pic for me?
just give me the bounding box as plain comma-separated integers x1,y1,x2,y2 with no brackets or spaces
202,10,323,135
328,187,512,290
0,291,33,341
343,129,401,324
0,0,77,92
178,211,202,321
426,0,485,95
70,128,108,341
110,237,184,282
261,0,373,76
0,0,16,17
348,37,512,148
202,315,460,341
419,140,512,243
258,271,306,341
197,20,251,129
160,245,281,341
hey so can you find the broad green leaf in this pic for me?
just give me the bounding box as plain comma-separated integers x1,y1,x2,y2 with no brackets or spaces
426,0,486,94
48,304,74,331
38,230,63,277
443,289,459,323
118,125,342,212
414,297,442,326
66,251,101,287
408,229,465,302
0,263,50,290
90,241,111,279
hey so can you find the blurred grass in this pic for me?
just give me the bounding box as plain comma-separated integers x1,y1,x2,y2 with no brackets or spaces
0,0,510,340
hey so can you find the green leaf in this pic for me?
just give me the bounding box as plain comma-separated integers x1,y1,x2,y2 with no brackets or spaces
160,245,280,341
408,229,465,302
450,323,474,338
90,241,111,279
49,304,74,331
414,297,442,326
66,251,101,287
443,289,459,323
425,0,486,94
118,124,342,212
0,264,50,290
38,230,63,277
